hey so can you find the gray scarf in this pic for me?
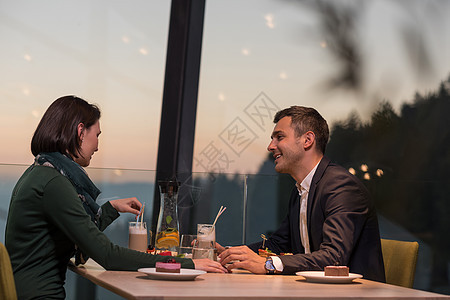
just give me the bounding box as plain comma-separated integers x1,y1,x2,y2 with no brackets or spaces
35,152,102,264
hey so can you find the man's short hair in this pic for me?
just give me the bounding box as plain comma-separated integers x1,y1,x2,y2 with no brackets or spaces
273,106,329,154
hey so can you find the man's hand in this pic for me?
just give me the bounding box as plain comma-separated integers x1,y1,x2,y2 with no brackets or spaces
193,259,228,273
215,242,227,254
109,197,142,216
218,246,266,274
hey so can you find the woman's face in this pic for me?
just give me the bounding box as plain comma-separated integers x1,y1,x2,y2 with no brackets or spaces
75,120,101,167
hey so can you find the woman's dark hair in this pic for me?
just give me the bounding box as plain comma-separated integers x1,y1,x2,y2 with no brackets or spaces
31,95,101,158
273,106,329,154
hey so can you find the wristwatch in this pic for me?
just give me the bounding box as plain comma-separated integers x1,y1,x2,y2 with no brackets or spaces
264,257,281,274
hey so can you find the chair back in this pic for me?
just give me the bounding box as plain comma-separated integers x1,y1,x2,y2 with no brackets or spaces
381,238,419,288
0,242,17,300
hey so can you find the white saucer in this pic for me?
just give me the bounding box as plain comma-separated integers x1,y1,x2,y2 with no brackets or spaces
138,268,206,281
296,271,363,283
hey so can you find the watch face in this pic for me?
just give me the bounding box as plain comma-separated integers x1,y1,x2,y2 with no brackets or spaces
265,260,275,271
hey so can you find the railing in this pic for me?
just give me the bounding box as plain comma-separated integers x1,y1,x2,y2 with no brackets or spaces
1,163,448,295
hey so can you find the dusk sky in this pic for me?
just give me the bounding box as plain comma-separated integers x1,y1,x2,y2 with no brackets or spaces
1,0,449,176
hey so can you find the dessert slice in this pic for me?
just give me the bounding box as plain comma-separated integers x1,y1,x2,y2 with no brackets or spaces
155,258,181,273
324,266,349,276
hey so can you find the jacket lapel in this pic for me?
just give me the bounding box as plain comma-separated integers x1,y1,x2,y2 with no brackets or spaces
290,191,302,253
306,157,330,228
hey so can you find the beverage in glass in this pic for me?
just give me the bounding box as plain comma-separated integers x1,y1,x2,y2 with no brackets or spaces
155,181,180,251
179,234,196,258
196,224,215,249
192,247,215,260
128,222,148,252
193,224,216,260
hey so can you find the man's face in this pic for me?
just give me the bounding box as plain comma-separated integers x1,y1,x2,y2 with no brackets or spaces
267,116,304,175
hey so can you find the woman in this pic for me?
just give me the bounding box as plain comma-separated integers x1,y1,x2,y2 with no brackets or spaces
5,96,226,299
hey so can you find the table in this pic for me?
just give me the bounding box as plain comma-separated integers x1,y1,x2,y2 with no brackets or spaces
69,259,450,300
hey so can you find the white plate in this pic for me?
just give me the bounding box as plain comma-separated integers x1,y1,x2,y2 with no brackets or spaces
296,271,363,283
138,268,206,281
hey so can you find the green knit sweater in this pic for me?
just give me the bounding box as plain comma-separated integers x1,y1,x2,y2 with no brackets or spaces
5,165,194,299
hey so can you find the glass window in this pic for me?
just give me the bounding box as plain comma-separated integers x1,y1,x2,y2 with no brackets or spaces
1,2,171,298
195,0,449,175
0,0,171,170
196,0,450,294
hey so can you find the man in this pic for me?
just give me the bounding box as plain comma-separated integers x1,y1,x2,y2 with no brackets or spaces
218,106,385,282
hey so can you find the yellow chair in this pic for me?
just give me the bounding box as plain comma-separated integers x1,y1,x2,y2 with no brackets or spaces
0,242,17,300
381,238,419,288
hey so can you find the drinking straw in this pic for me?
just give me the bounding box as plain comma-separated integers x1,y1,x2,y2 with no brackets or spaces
136,204,144,226
212,206,226,227
140,204,145,228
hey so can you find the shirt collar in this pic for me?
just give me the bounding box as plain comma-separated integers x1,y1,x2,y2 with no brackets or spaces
296,160,321,195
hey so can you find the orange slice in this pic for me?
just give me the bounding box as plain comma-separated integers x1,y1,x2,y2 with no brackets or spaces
156,236,179,248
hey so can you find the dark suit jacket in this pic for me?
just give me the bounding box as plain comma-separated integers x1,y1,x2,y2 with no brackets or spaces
249,156,385,282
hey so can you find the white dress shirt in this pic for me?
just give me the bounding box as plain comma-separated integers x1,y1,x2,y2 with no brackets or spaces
271,162,320,272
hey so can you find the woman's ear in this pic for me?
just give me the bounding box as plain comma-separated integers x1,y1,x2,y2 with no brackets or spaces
77,123,85,142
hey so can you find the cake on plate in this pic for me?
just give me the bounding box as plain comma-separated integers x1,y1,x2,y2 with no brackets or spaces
155,258,181,273
324,266,349,276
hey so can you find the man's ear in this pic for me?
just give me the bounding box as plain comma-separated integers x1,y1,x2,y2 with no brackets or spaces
303,131,315,150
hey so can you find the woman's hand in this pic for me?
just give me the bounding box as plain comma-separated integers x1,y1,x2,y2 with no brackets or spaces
109,197,142,216
193,259,228,273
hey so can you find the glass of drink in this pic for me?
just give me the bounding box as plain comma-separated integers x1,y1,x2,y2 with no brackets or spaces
128,222,148,252
179,234,197,258
196,224,215,249
155,181,180,251
192,246,215,260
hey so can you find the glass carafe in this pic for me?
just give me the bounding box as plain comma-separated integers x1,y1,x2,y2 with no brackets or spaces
155,181,180,251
